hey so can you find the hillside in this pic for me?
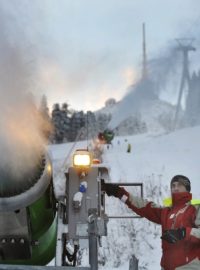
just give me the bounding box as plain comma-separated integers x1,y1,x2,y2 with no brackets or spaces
96,97,179,136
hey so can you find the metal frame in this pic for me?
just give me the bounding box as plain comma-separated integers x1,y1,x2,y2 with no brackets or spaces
104,182,143,219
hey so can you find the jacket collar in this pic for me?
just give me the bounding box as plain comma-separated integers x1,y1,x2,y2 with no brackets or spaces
172,192,192,207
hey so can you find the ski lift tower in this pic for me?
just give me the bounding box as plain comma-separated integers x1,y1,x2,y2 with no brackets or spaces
142,22,148,80
173,38,195,130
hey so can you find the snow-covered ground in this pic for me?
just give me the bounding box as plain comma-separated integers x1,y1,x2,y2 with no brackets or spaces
48,125,200,270
103,126,200,199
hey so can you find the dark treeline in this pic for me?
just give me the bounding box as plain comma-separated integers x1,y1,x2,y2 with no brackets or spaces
39,95,111,144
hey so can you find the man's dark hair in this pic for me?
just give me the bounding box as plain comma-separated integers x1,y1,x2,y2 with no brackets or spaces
170,175,191,192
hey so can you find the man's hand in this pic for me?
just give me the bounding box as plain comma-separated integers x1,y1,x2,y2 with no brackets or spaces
161,228,186,243
101,181,120,197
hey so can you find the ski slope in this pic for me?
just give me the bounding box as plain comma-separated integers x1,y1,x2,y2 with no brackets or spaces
48,125,200,270
103,126,200,199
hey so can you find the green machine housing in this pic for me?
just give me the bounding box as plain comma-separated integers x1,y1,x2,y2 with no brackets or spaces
0,153,57,265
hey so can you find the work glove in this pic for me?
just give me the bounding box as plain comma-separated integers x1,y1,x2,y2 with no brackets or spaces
101,181,120,197
161,227,186,244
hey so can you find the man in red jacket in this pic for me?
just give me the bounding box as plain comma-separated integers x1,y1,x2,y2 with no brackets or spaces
102,175,200,270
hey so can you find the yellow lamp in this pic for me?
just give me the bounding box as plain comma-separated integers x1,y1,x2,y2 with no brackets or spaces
73,149,92,168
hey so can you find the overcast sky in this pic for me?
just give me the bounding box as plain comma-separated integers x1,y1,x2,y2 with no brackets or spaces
1,0,200,111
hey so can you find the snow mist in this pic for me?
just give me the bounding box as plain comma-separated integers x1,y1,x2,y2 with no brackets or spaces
108,43,181,130
0,4,51,180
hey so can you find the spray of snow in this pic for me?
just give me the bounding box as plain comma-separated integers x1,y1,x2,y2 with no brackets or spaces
0,3,52,178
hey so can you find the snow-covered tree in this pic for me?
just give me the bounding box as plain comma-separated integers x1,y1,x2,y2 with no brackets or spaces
79,111,98,140
97,113,111,132
51,102,73,143
105,98,116,107
38,94,52,142
51,103,64,143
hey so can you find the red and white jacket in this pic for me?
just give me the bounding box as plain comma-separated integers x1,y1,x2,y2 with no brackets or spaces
119,189,200,270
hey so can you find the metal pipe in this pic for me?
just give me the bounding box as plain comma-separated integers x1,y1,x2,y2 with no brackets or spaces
88,218,98,270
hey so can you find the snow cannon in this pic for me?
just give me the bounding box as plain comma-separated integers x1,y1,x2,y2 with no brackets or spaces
0,152,57,266
98,129,114,144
